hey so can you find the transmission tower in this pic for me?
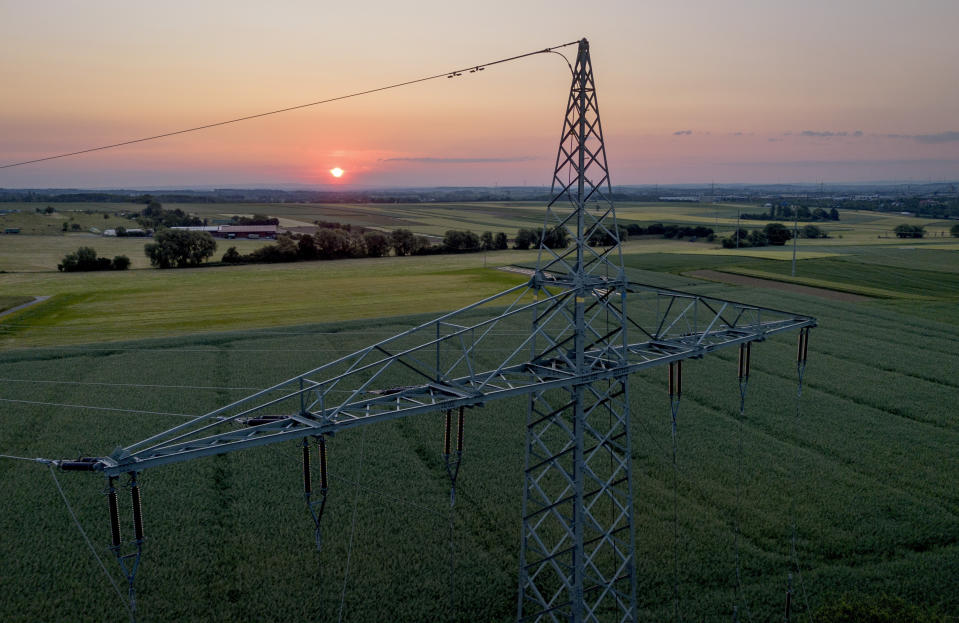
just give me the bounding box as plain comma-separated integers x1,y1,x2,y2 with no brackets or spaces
57,38,815,623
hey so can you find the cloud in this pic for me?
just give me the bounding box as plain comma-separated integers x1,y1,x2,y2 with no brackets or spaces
913,131,959,144
380,156,536,164
673,130,693,136
768,138,783,142
875,131,959,143
720,157,959,167
801,130,846,137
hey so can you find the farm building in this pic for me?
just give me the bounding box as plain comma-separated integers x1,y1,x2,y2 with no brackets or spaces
168,225,278,239
218,224,277,239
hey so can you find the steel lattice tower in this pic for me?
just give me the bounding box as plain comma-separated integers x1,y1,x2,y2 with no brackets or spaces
57,38,815,623
519,39,637,622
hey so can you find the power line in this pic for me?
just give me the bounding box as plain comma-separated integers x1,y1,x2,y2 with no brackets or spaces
0,40,579,171
0,397,197,419
49,464,132,617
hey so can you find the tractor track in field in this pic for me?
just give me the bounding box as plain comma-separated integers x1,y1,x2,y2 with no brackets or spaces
0,296,50,318
687,270,869,302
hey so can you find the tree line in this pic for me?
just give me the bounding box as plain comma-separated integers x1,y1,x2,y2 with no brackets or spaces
740,205,840,221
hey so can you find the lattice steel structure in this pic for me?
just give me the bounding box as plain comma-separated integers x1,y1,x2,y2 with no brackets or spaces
60,39,815,622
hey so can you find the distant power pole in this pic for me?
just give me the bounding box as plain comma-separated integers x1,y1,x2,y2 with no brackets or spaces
791,209,799,277
736,208,743,249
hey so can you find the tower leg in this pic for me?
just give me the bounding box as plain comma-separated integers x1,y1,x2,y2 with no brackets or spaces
518,377,636,622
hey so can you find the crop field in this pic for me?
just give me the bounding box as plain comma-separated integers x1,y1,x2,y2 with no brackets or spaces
0,202,957,621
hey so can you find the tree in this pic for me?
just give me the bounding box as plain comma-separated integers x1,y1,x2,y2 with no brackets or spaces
297,234,318,260
747,229,768,247
894,224,925,239
803,224,825,239
541,226,569,249
221,246,244,264
144,229,217,268
493,232,508,250
513,228,537,250
480,231,494,250
763,222,793,245
443,230,481,253
363,231,390,257
950,224,959,238
389,228,416,256
829,207,840,221
111,255,131,270
315,228,352,259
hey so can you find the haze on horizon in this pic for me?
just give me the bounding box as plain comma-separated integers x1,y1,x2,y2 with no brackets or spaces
2,0,958,189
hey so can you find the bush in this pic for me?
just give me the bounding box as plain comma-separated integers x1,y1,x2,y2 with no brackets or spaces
58,247,129,272
763,222,793,245
221,246,243,264
894,224,925,238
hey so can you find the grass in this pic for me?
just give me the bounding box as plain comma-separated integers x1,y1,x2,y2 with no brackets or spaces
0,295,34,313
0,284,956,621
0,251,535,348
1,201,957,621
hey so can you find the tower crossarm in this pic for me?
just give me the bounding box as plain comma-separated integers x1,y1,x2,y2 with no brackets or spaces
87,280,814,477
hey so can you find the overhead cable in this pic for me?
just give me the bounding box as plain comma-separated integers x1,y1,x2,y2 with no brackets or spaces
0,40,579,170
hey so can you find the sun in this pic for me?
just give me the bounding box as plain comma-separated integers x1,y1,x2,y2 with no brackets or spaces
330,167,344,178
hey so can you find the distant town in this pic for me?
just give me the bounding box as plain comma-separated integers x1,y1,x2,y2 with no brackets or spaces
1,181,958,219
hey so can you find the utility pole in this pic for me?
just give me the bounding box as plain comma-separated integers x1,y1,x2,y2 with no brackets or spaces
791,208,799,277
736,208,743,249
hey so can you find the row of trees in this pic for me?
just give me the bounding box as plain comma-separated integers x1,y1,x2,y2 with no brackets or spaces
720,223,795,248
58,247,130,272
513,227,570,250
137,201,204,229
223,229,391,264
741,205,840,221
221,227,518,265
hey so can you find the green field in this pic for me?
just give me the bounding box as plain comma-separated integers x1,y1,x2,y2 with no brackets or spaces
0,202,957,621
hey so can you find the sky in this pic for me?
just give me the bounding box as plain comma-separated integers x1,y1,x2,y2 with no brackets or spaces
1,0,958,188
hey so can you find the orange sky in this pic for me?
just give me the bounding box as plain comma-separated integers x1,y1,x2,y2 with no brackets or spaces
2,1,958,187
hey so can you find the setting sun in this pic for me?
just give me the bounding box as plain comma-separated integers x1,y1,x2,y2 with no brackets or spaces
330,167,344,178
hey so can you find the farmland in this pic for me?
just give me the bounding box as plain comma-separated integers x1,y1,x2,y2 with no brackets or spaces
0,201,957,621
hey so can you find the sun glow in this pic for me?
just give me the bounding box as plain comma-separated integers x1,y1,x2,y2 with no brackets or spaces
330,167,344,178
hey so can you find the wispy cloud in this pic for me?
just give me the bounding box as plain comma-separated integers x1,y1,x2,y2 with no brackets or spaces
673,130,693,136
799,130,863,138
913,131,959,144
720,157,959,167
380,156,536,164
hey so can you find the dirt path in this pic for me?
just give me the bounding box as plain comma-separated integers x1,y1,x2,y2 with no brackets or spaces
0,296,50,318
687,270,868,302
